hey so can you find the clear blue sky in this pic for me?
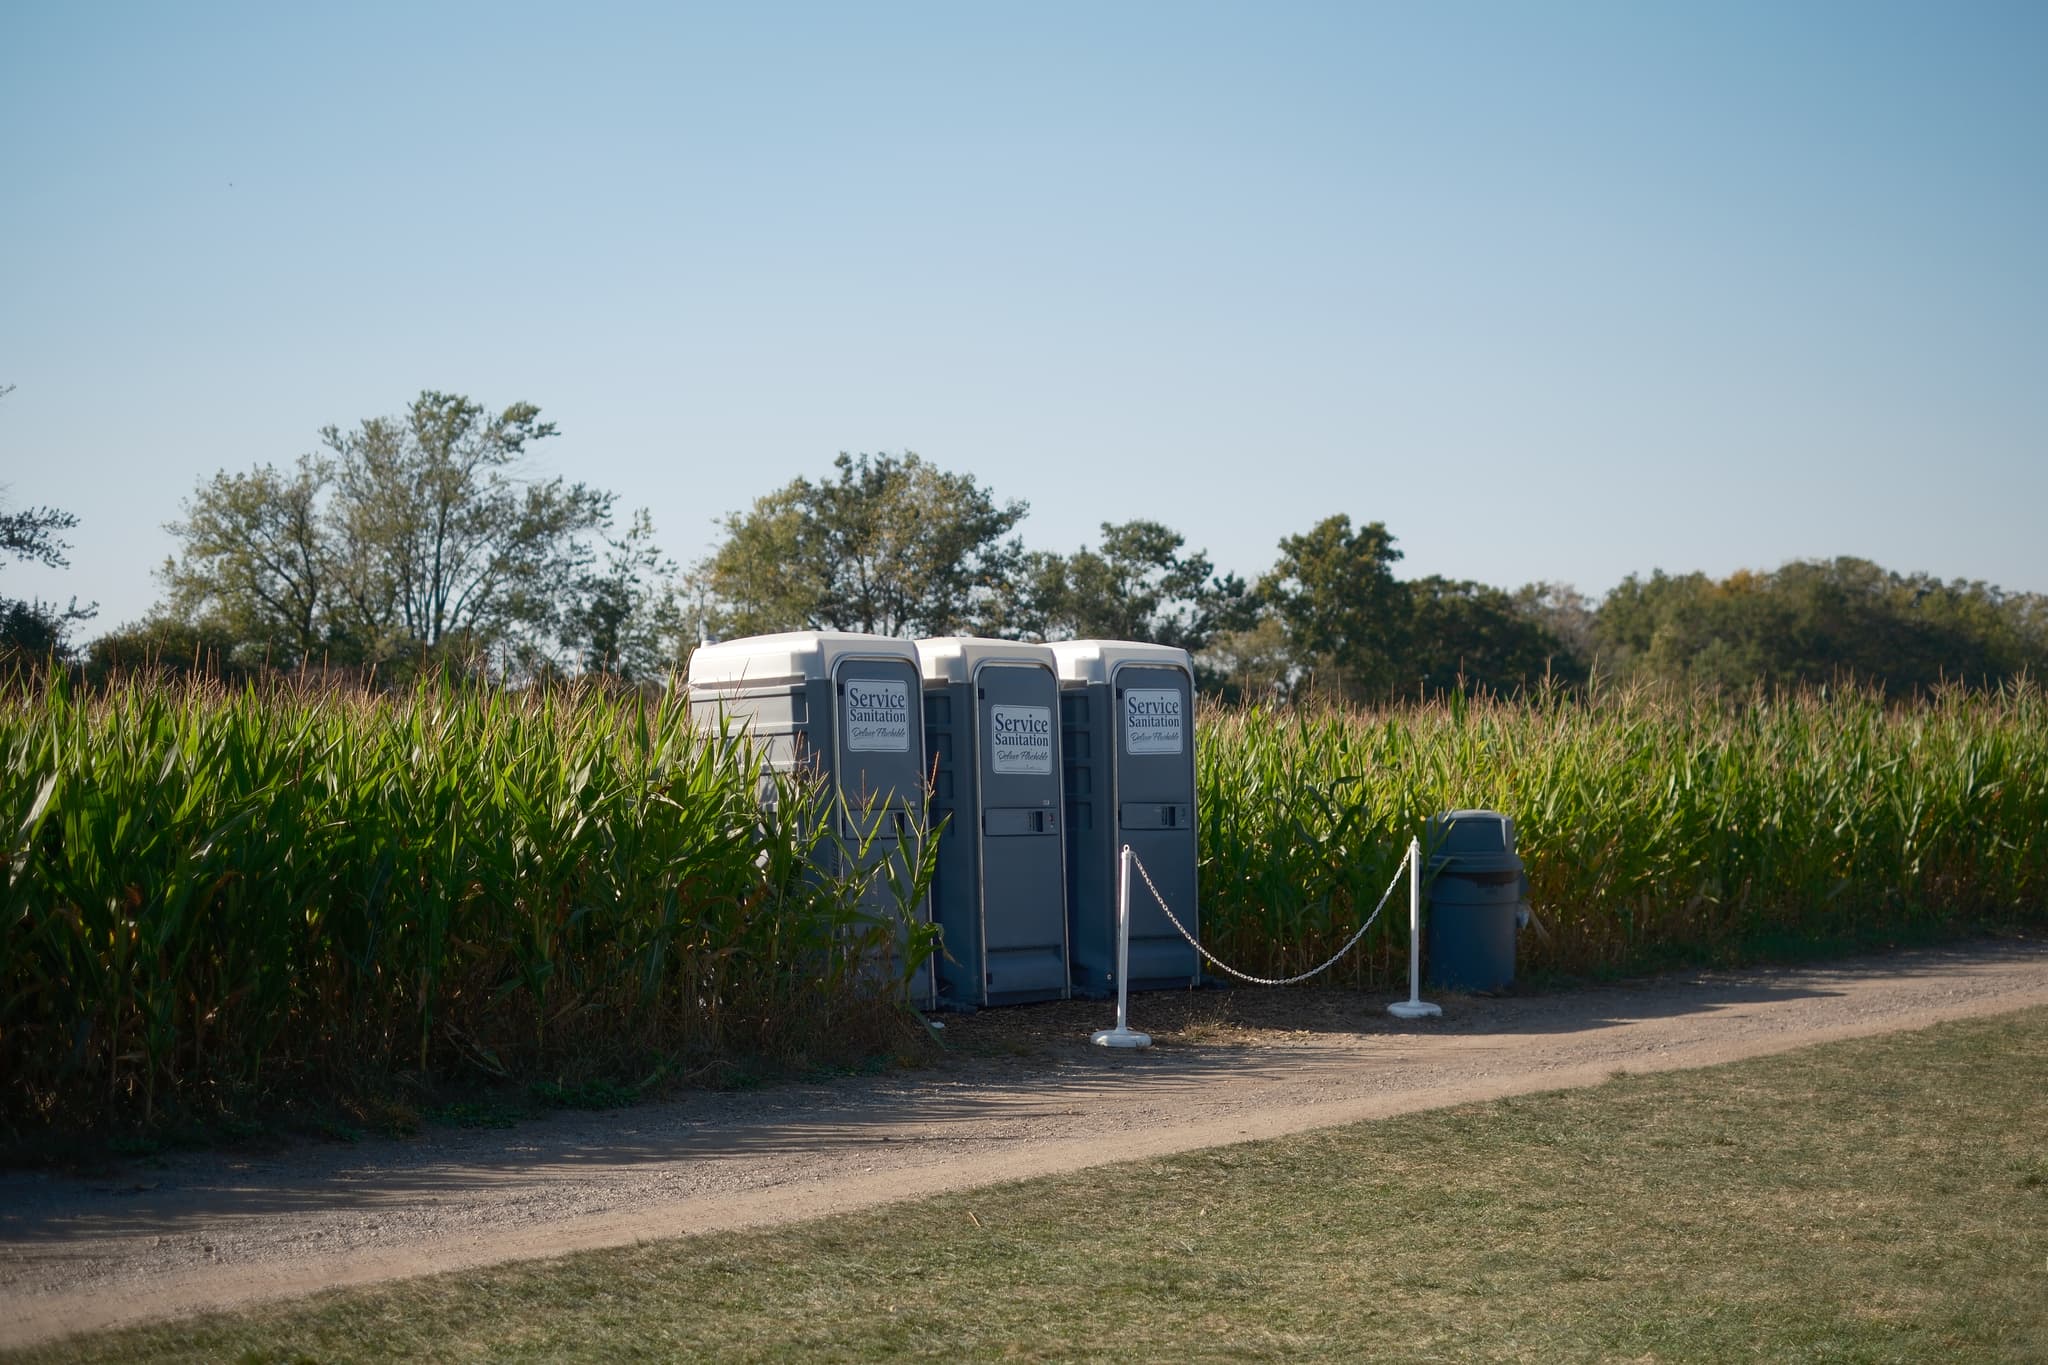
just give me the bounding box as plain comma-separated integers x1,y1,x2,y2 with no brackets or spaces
5,1,2045,634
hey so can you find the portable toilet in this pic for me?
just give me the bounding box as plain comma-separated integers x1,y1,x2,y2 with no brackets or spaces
685,631,934,1007
915,637,1071,1008
1048,640,1200,996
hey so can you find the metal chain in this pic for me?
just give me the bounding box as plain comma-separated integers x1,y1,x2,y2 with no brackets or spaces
1128,844,1411,987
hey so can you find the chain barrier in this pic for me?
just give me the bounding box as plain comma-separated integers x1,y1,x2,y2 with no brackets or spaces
1127,844,1412,987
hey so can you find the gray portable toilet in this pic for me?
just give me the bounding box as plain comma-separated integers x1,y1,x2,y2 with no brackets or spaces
685,632,934,1007
1049,640,1201,997
916,637,1071,1008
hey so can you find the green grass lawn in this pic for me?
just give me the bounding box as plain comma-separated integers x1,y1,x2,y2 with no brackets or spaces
18,1008,2048,1364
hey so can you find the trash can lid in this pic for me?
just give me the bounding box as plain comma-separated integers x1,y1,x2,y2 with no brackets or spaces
1426,809,1522,873
1429,809,1515,852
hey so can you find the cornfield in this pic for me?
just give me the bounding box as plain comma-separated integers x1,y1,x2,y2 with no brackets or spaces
1,675,933,1137
1198,681,2048,988
4,673,2043,1140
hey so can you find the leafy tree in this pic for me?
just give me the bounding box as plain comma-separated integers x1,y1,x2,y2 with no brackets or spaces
702,452,1027,638
158,390,647,676
1591,559,2048,695
1,501,97,657
1763,558,2040,690
0,599,75,659
1,384,98,659
565,509,681,681
1257,514,1407,699
161,456,330,658
975,548,1069,641
1510,582,1597,683
1030,520,1253,651
697,483,819,637
1,501,78,571
1198,616,1295,702
82,616,255,684
1595,569,1771,688
320,391,610,661
1405,576,1571,695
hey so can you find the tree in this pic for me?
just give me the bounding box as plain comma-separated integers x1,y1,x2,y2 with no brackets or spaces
320,391,610,661
2,501,79,571
1,383,98,659
1031,520,1253,651
1510,582,1597,683
702,452,1027,638
697,483,822,637
161,456,330,658
0,599,77,659
1594,569,1773,689
564,509,681,681
158,390,637,675
1257,514,1407,699
975,548,1069,641
83,617,253,684
1589,559,2048,695
1198,616,1295,702
1404,577,1571,695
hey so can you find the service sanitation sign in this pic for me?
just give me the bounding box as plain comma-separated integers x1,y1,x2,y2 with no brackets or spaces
843,677,911,752
989,703,1054,775
1123,688,1184,756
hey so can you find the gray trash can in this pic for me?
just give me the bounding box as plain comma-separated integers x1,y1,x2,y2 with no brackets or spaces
1424,809,1528,993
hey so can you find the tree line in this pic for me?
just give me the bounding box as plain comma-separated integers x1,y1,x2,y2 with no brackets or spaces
9,387,2046,698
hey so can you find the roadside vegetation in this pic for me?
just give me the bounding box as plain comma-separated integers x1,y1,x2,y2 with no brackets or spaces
1198,678,2048,990
1,674,937,1146
16,1007,2045,1363
5,668,2043,1148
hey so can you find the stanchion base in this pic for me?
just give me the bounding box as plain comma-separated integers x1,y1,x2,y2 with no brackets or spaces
1091,1027,1153,1049
1387,999,1442,1019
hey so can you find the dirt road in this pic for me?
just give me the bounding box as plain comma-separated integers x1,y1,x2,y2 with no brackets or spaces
5,938,2045,1350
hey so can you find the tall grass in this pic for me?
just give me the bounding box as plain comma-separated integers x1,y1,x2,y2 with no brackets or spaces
1197,681,2048,988
2,674,932,1138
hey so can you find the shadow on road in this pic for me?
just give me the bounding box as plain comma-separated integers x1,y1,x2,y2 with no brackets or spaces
3,938,2042,1249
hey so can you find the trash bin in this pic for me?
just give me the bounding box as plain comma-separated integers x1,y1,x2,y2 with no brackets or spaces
686,631,935,1007
1048,639,1201,998
1424,809,1528,993
916,637,1070,1007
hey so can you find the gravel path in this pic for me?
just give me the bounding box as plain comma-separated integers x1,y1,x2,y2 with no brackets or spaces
4,937,2045,1350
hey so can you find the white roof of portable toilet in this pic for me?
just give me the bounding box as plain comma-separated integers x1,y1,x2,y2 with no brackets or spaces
686,631,920,688
1046,639,1194,686
914,637,1059,685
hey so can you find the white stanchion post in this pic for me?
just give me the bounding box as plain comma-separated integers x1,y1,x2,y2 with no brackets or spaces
1093,844,1153,1049
1388,836,1441,1019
